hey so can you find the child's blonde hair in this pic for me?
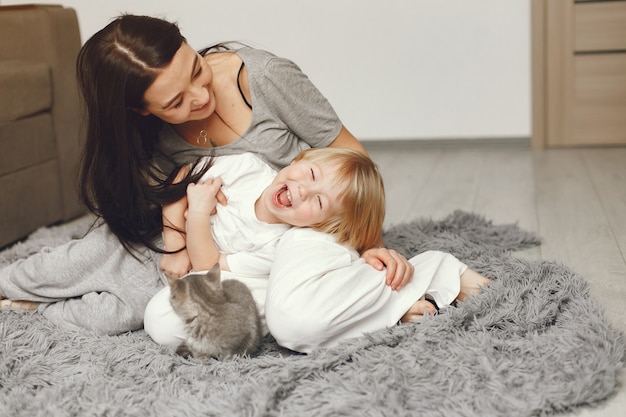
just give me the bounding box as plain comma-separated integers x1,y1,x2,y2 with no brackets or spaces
293,148,385,253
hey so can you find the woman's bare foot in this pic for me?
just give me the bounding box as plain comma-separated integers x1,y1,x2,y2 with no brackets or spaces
0,296,38,311
400,296,437,323
456,268,491,302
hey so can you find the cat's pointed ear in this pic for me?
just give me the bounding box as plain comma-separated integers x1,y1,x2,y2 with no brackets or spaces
208,263,221,277
165,272,179,287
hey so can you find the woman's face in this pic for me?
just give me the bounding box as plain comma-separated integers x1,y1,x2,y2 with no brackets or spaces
257,159,345,227
142,43,215,124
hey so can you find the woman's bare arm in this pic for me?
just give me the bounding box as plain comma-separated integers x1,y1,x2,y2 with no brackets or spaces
328,126,368,155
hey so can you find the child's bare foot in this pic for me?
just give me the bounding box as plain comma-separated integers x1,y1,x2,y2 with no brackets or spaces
0,296,38,311
456,268,491,302
401,296,437,323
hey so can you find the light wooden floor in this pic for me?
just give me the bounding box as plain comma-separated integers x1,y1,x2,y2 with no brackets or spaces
364,141,626,417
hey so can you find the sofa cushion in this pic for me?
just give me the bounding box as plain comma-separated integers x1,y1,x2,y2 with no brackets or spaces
0,159,63,246
0,113,56,176
0,60,51,122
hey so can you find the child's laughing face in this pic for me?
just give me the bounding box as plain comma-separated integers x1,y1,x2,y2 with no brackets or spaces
256,159,345,226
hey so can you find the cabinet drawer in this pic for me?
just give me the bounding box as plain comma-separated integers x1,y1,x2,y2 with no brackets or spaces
571,54,626,144
575,1,626,52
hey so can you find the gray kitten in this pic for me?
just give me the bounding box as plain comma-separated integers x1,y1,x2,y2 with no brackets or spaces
166,264,262,360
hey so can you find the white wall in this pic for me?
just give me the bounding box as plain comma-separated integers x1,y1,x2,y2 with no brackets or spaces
2,0,530,141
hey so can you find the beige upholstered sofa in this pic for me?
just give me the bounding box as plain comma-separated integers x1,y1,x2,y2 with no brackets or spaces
0,4,86,248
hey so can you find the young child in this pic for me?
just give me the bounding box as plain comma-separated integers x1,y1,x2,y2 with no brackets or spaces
144,147,386,346
265,231,492,354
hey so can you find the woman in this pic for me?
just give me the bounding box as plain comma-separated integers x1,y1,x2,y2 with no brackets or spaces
0,15,412,334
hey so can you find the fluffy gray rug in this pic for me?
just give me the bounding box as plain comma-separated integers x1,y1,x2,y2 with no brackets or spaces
0,211,623,417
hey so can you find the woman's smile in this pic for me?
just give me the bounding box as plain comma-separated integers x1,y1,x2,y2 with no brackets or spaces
192,100,210,112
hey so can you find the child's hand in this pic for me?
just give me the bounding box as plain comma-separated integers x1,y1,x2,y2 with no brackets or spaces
186,177,223,217
215,187,228,207
361,247,415,291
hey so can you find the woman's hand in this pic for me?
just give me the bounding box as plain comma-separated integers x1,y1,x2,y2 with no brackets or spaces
361,247,414,291
159,249,192,278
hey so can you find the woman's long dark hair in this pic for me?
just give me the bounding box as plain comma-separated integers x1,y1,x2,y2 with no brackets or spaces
76,15,205,254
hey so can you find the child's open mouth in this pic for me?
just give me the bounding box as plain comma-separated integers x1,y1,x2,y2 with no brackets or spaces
273,185,292,208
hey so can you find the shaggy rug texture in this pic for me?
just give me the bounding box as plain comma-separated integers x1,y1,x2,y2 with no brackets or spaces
0,211,623,417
